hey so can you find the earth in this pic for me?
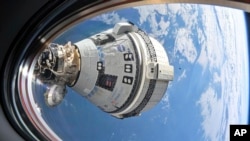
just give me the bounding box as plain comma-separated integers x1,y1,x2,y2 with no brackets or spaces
33,4,249,141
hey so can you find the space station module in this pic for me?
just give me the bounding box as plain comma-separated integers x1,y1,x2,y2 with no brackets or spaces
35,22,174,119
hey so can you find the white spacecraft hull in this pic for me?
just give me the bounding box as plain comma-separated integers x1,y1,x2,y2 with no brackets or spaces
72,23,174,118
36,22,174,119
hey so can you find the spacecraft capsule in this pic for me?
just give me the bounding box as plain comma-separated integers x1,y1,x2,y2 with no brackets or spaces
36,22,174,119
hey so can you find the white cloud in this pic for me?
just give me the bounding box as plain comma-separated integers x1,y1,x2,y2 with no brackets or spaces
197,44,208,73
165,4,199,30
197,5,248,141
177,69,186,82
161,93,170,110
197,60,244,141
159,17,170,36
166,4,200,64
167,4,181,15
197,6,225,72
91,12,127,25
134,4,168,24
179,4,199,29
213,72,220,83
133,5,170,39
197,86,226,141
174,28,197,63
196,25,208,73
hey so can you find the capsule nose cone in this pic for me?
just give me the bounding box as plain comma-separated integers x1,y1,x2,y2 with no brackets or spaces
44,85,67,107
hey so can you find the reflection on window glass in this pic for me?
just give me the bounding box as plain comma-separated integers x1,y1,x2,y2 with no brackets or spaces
29,4,249,141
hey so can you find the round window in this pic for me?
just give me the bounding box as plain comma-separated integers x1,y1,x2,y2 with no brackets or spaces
2,2,249,141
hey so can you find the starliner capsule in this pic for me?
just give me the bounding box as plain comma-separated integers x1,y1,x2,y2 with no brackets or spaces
35,22,174,119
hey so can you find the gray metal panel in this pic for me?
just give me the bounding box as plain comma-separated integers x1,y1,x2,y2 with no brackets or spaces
113,23,135,35
73,39,99,96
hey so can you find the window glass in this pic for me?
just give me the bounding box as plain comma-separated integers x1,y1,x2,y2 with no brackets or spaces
25,4,249,140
